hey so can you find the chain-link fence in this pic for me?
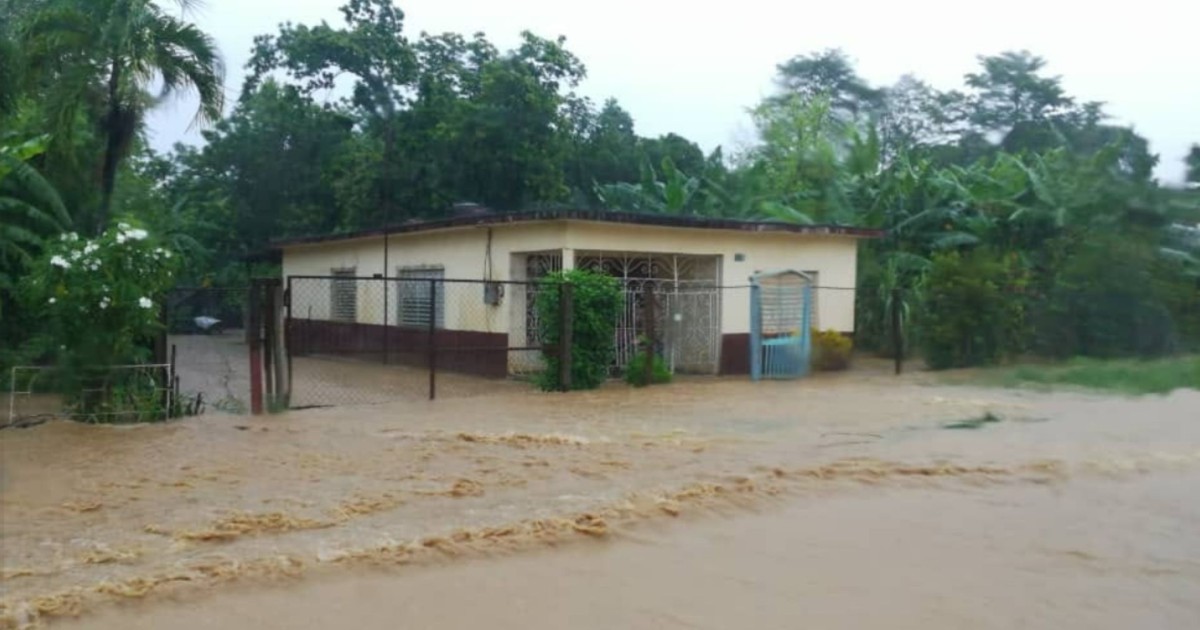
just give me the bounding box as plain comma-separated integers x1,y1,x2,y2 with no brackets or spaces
280,275,855,409
285,277,548,407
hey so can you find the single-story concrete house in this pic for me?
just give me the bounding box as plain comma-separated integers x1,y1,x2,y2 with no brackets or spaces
276,209,881,377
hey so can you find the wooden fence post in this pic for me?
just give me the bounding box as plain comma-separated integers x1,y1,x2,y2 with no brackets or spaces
263,284,276,402
248,283,264,415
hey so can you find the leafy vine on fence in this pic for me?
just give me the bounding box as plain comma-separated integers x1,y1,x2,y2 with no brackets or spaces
535,269,623,391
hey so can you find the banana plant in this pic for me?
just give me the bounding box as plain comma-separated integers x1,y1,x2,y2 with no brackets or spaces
0,135,70,309
594,157,701,215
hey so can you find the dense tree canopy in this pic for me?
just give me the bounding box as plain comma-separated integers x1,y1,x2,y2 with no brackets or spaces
1,0,1197,370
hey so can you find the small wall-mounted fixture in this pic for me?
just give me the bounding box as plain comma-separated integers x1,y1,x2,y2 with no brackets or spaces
483,281,505,306
734,253,746,262
372,273,384,279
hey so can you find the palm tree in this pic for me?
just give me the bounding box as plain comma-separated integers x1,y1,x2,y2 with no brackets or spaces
22,0,224,233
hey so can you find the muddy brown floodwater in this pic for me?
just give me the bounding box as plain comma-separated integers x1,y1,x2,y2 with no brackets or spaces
2,370,1199,629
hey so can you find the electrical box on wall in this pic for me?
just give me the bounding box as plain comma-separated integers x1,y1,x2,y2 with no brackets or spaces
483,281,504,306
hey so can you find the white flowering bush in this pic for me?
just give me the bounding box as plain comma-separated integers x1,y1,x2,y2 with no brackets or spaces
20,223,179,415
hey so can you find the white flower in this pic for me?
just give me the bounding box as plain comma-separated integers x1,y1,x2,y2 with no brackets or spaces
83,242,99,255
118,222,131,231
138,297,153,309
69,250,82,261
50,255,70,269
163,250,172,259
99,296,111,310
48,297,56,304
115,233,127,244
60,232,78,242
126,228,148,241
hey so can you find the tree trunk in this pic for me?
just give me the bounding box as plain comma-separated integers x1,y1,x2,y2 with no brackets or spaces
97,57,122,234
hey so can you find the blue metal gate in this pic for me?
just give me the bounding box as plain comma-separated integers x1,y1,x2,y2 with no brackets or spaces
750,271,813,380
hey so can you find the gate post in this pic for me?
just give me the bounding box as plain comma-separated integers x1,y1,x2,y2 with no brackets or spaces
248,283,264,415
749,282,762,381
284,277,294,406
263,284,276,402
427,279,437,401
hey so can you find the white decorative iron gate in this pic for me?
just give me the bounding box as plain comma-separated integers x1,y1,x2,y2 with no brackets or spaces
521,251,723,375
661,287,722,374
610,282,721,374
576,252,721,375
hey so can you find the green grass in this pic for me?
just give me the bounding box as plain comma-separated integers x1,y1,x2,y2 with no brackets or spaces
970,355,1200,395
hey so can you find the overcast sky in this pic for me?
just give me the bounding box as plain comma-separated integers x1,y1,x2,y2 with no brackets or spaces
148,0,1200,183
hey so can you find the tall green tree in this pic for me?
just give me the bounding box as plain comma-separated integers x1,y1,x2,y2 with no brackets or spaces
964,51,1077,152
22,0,224,233
246,0,416,224
773,48,883,120
169,80,355,258
1186,144,1200,185
639,133,706,179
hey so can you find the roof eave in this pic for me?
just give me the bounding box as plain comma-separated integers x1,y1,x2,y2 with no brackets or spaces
271,210,885,249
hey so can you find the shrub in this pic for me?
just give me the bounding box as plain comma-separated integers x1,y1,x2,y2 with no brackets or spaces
18,222,179,420
535,269,623,391
918,250,1025,370
811,329,853,371
1031,234,1182,358
625,347,672,387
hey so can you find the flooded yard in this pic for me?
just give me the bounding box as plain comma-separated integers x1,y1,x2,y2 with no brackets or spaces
2,370,1198,628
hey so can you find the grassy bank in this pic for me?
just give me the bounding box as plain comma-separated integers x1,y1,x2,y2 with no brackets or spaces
965,355,1200,395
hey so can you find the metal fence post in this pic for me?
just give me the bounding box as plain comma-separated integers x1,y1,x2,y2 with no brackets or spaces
382,275,390,365
749,282,762,381
156,299,169,414
558,282,573,391
892,287,904,375
169,344,178,419
643,287,656,385
428,278,437,400
284,277,294,406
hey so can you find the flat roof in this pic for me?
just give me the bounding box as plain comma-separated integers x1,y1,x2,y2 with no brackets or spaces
272,210,884,248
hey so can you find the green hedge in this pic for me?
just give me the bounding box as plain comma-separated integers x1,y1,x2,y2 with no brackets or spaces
919,250,1026,369
535,269,623,391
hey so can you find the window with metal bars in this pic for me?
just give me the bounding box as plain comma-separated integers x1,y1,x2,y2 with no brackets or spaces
396,266,445,328
330,268,357,322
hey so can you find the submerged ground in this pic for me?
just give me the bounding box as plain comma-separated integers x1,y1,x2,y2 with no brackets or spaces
2,365,1198,629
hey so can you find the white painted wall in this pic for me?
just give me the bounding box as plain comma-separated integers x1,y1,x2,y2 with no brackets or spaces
281,219,863,335
561,222,859,334
283,222,566,334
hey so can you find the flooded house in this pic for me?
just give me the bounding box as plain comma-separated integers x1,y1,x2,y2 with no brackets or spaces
275,209,879,378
